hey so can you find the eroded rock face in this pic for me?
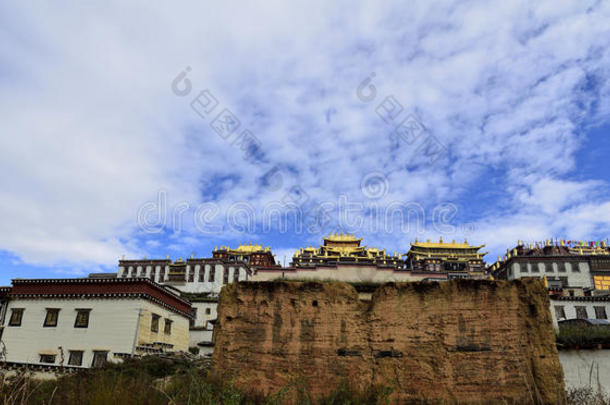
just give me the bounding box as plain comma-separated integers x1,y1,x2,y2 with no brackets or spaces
212,279,565,404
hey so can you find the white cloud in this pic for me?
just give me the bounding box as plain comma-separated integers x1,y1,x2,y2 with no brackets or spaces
0,1,610,269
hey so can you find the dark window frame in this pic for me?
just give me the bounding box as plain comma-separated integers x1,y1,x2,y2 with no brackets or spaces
164,319,172,335
8,308,24,327
554,305,566,320
91,351,108,368
43,308,60,327
572,262,581,273
594,306,608,320
189,308,197,328
74,309,91,328
151,314,160,332
68,350,84,366
39,354,56,364
208,267,215,282
205,308,211,315
575,306,588,319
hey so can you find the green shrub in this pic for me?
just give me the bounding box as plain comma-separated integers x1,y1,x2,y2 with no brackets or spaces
557,325,610,347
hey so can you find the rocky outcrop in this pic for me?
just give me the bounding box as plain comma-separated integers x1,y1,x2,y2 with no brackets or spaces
212,279,565,404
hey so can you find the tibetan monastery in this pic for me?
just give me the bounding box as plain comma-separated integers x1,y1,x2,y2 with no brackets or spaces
291,232,405,268
212,243,279,268
406,238,488,279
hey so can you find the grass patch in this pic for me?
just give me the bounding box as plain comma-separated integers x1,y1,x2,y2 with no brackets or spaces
0,357,394,405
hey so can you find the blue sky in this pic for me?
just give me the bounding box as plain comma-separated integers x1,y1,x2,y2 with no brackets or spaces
1,1,610,285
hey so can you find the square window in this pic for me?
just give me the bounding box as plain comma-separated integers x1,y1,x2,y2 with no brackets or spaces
594,306,608,320
572,263,581,273
74,309,91,328
8,308,24,326
575,306,588,319
209,267,215,282
68,350,83,366
205,308,211,315
151,314,160,332
164,319,172,335
39,354,56,364
91,351,108,368
531,263,539,273
43,308,60,327
554,305,566,320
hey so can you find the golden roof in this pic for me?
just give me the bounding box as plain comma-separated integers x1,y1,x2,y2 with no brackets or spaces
410,237,484,250
323,232,362,242
214,243,270,253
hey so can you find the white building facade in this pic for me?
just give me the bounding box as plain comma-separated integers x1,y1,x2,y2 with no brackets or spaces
116,257,250,355
0,278,192,369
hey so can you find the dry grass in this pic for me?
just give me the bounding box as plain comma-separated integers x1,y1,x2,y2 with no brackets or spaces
0,357,394,405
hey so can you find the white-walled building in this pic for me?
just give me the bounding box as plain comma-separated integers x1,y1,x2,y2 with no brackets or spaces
490,240,610,327
116,253,254,354
0,278,192,369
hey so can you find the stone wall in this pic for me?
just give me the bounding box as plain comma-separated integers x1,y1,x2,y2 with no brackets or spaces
212,279,565,403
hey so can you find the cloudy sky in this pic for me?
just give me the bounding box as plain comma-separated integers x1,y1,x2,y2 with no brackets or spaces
1,1,610,283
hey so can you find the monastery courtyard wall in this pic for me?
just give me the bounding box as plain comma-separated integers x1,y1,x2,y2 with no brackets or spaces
212,279,565,404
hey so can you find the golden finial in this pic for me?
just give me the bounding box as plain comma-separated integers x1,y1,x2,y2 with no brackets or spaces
121,254,125,260
497,255,501,262
426,239,430,243
529,243,533,249
452,239,456,244
464,239,468,245
518,239,522,246
439,236,443,243
415,237,418,243
190,253,194,259
166,254,170,259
